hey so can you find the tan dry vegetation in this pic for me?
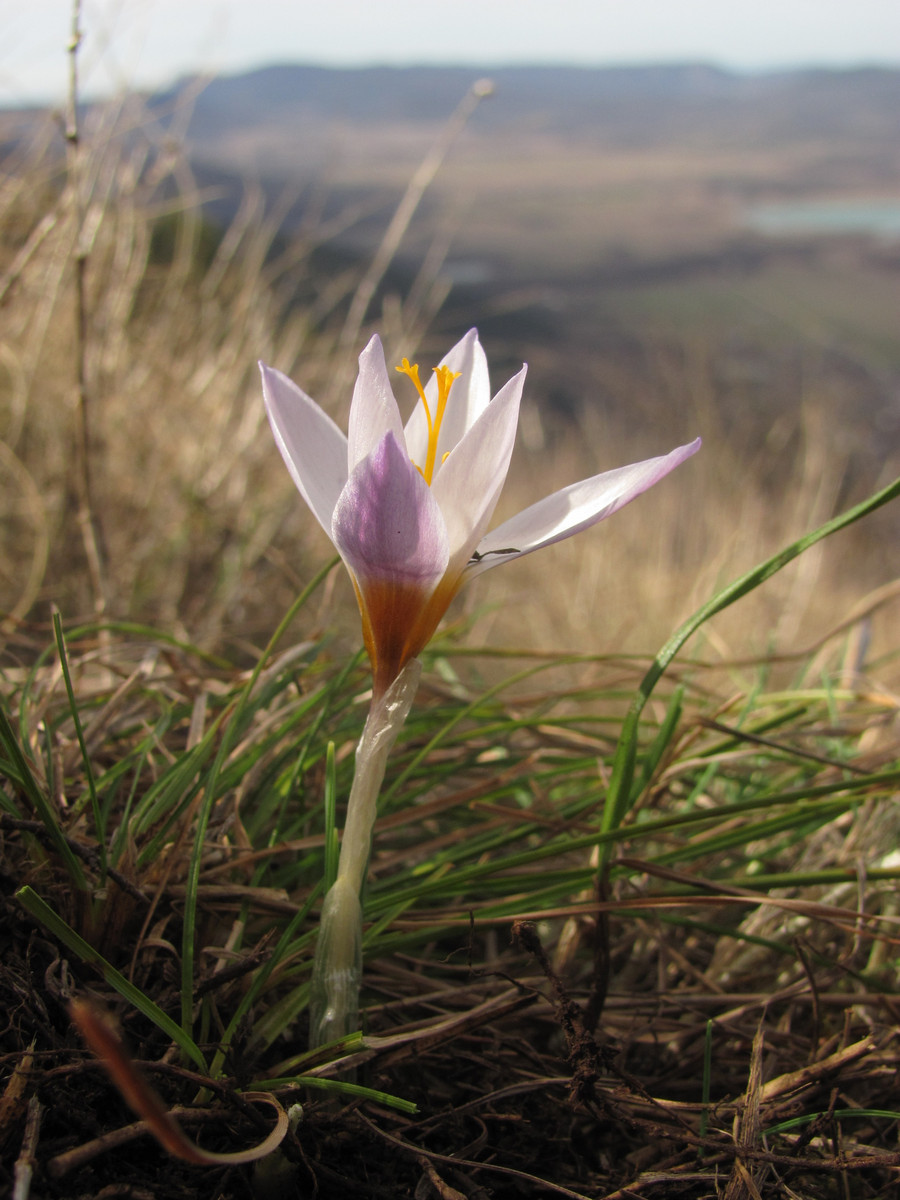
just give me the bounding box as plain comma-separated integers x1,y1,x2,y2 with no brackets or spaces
466,389,895,675
0,97,444,642
1,96,899,681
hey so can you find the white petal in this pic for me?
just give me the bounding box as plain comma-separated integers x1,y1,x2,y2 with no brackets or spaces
260,362,349,538
467,438,702,578
430,365,526,579
347,335,406,471
403,329,490,465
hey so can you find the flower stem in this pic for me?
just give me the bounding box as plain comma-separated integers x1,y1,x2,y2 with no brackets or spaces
309,659,421,1048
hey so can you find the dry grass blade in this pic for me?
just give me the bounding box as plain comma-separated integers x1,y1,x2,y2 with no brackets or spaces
301,987,537,1077
0,440,48,627
725,1023,766,1200
756,1038,878,1106
357,1111,598,1200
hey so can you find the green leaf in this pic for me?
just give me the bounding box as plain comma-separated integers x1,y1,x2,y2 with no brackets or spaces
604,470,900,849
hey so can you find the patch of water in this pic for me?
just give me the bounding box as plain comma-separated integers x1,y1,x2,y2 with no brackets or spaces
744,198,900,240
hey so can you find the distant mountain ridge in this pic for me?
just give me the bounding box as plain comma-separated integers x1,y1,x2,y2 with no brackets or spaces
155,61,900,157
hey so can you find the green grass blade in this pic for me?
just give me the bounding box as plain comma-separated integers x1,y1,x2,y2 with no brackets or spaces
256,1074,417,1113
0,706,88,889
206,882,322,1075
629,682,683,806
603,470,900,846
53,612,106,883
324,741,338,891
766,1108,900,1136
16,884,207,1071
180,558,338,1039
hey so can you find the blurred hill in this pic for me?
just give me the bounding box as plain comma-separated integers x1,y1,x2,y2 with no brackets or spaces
139,63,900,459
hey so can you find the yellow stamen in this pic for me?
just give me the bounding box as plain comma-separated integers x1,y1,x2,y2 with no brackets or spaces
396,359,461,485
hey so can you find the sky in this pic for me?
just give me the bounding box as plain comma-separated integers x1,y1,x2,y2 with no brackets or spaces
3,0,900,107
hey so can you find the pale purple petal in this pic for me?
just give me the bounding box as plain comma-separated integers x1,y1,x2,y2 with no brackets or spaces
333,431,449,585
347,335,406,471
467,438,702,578
404,329,490,466
430,365,526,578
260,362,348,538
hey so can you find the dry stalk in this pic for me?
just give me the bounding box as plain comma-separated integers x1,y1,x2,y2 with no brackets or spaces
336,79,494,375
65,0,107,615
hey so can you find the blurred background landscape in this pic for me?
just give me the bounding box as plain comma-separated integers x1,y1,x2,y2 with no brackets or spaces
2,2,899,671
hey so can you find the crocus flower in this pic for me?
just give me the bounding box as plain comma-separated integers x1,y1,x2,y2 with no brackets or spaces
261,330,699,696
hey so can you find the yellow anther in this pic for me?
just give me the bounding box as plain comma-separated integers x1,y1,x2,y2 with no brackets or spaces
396,359,428,409
396,358,461,485
433,364,461,404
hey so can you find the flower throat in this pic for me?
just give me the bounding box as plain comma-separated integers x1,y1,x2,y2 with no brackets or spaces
396,358,461,485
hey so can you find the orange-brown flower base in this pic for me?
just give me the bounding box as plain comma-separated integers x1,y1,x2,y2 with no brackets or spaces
354,572,461,697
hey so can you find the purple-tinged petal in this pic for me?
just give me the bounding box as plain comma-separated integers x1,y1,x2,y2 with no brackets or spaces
430,365,526,579
404,329,490,466
347,335,406,471
333,431,450,695
333,431,449,586
260,362,349,538
467,438,702,578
